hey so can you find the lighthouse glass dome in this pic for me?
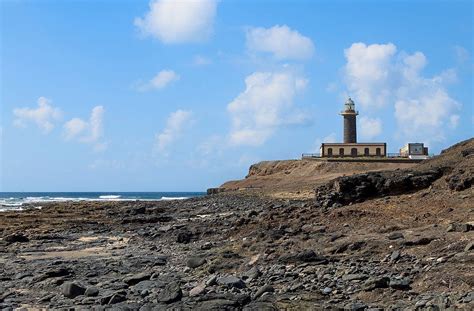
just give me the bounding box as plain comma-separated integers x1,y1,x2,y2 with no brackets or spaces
345,98,355,111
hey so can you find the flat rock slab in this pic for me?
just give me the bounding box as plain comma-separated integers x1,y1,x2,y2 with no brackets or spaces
217,276,246,289
156,282,182,303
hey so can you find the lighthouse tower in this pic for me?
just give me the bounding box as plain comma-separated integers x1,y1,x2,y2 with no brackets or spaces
340,97,358,143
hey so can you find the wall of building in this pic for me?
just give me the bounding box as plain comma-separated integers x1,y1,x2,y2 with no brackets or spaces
321,143,386,157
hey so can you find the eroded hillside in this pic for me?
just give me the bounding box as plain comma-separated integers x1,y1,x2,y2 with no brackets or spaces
221,159,416,198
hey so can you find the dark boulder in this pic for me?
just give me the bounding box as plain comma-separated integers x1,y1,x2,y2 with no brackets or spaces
176,231,192,244
61,282,86,298
364,277,390,291
4,233,29,244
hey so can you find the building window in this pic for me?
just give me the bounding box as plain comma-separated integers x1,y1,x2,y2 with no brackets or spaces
351,148,357,157
364,148,370,156
339,148,344,156
376,147,381,156
327,148,333,157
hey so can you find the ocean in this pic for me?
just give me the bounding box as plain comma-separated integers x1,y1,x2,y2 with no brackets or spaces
0,192,206,211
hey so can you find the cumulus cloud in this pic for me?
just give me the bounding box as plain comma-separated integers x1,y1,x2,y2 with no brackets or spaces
13,97,62,133
138,70,180,91
394,90,460,142
359,116,382,140
63,106,106,151
155,110,193,152
344,42,397,108
246,25,315,60
344,42,461,143
227,71,309,146
134,0,218,44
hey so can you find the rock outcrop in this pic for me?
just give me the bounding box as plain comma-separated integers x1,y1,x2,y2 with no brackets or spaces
314,169,443,208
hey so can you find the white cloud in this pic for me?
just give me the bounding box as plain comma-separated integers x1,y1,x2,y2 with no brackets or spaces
13,97,62,133
344,42,397,108
246,25,315,60
359,116,382,140
449,115,460,129
344,42,461,143
197,134,223,156
155,109,193,152
134,0,218,44
193,55,212,66
138,70,180,91
63,106,106,151
394,90,460,142
227,71,308,146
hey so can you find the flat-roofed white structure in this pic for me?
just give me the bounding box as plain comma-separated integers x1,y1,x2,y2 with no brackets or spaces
400,143,428,157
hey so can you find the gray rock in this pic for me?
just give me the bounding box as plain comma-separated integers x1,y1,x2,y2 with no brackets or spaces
389,277,411,290
61,282,86,298
447,223,473,232
189,283,206,297
390,250,401,261
242,266,262,282
322,287,332,295
387,232,404,240
464,241,474,252
217,276,246,289
206,275,217,286
123,272,151,285
156,282,182,303
342,273,368,281
107,291,127,304
252,284,274,300
186,256,207,269
34,267,72,282
84,286,99,297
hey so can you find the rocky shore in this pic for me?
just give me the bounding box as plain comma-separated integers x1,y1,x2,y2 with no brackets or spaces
1,139,473,310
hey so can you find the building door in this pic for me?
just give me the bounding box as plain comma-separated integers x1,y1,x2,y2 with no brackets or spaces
364,148,370,156
339,148,344,156
327,148,333,157
351,148,357,157
376,148,381,156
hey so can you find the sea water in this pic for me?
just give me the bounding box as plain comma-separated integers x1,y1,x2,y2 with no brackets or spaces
0,192,205,211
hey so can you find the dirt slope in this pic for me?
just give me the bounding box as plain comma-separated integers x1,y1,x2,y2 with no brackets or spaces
221,159,416,198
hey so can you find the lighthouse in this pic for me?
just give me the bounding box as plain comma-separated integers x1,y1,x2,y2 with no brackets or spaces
340,97,358,143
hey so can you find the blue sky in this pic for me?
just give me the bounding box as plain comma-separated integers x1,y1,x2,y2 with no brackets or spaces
1,0,472,192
